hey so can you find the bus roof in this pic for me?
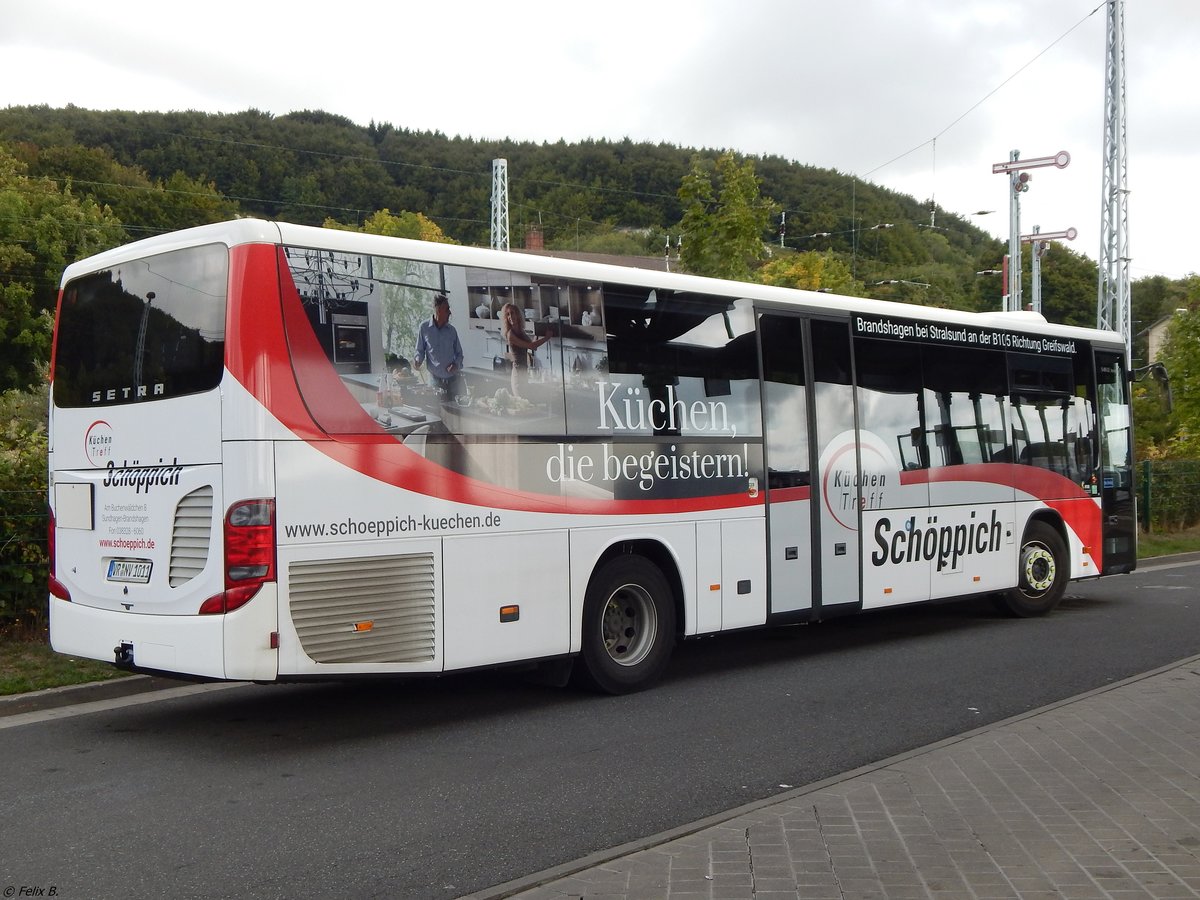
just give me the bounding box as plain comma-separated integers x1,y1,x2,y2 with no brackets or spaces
61,218,1126,351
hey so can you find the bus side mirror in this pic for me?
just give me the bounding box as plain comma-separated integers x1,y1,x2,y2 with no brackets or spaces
1133,362,1173,413
1155,365,1174,412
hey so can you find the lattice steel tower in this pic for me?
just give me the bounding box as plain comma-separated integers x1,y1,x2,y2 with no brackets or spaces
491,158,510,251
1097,0,1129,355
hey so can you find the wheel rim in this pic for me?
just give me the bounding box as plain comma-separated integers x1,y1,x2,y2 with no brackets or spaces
1020,542,1056,596
601,582,658,667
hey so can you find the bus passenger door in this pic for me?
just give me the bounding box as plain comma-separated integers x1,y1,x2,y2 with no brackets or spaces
1096,351,1136,573
760,313,813,617
760,316,861,619
809,319,861,616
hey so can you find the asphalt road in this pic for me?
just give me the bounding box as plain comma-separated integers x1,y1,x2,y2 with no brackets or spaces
3,557,1198,900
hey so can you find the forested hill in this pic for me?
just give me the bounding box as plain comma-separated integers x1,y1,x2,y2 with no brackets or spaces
0,105,944,246
0,103,1118,325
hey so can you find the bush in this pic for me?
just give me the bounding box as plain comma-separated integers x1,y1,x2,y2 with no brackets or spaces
0,387,49,632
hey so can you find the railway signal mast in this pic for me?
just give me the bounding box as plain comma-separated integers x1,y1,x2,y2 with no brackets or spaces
1024,226,1078,314
992,150,1071,312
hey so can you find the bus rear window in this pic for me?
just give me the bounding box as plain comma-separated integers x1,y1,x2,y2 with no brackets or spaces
53,244,228,407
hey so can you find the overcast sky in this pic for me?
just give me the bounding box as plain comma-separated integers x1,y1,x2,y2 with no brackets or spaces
3,0,1196,284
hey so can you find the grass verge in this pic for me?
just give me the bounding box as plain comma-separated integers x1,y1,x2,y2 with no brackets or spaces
1138,525,1200,560
1,627,130,697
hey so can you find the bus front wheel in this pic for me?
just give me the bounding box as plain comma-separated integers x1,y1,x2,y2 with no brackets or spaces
997,521,1068,618
577,556,676,694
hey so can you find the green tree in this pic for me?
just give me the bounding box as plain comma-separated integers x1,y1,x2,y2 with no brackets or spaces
1132,274,1194,366
0,144,124,390
18,143,238,235
0,387,49,626
143,170,239,232
324,208,457,243
677,152,777,281
1144,286,1200,458
758,250,864,295
1133,380,1174,460
546,225,657,257
1036,244,1100,328
1161,292,1200,371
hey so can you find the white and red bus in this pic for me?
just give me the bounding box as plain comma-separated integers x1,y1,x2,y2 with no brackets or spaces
48,219,1135,692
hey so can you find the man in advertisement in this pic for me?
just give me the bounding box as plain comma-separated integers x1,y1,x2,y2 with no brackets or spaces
414,293,464,397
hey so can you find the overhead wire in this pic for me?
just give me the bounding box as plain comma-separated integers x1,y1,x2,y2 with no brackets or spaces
861,2,1106,180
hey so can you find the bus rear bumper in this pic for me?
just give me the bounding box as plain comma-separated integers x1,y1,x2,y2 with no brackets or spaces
50,596,229,679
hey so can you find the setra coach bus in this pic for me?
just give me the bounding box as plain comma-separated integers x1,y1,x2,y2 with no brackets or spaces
47,219,1135,693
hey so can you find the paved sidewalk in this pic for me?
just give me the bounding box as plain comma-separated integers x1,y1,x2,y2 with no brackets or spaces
476,656,1200,900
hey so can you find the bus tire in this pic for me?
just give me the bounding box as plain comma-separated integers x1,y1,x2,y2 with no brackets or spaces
997,521,1068,618
576,555,676,694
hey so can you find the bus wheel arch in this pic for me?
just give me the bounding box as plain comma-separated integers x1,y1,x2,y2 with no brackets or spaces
576,543,679,694
996,516,1069,618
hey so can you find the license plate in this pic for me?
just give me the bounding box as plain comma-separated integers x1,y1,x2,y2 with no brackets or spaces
107,559,152,583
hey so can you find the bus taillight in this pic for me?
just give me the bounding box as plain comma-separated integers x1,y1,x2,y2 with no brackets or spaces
48,506,72,602
199,499,276,615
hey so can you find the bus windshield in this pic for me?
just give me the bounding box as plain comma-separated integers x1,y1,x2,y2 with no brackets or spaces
53,243,228,407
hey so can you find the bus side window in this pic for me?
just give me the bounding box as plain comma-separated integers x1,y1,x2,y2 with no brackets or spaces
855,338,927,470
1008,349,1096,486
921,347,1010,469
760,314,809,488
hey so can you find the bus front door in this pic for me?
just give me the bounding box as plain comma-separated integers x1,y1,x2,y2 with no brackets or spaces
760,316,861,620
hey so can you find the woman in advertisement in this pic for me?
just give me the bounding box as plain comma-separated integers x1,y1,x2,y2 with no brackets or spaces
500,302,554,398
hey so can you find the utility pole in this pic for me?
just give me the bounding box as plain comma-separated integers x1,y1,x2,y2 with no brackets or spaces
1097,0,1130,356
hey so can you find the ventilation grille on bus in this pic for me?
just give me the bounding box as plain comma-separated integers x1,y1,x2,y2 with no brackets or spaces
288,553,437,664
169,485,214,588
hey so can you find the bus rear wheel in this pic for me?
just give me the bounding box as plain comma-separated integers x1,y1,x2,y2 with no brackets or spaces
577,555,676,694
996,521,1068,618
